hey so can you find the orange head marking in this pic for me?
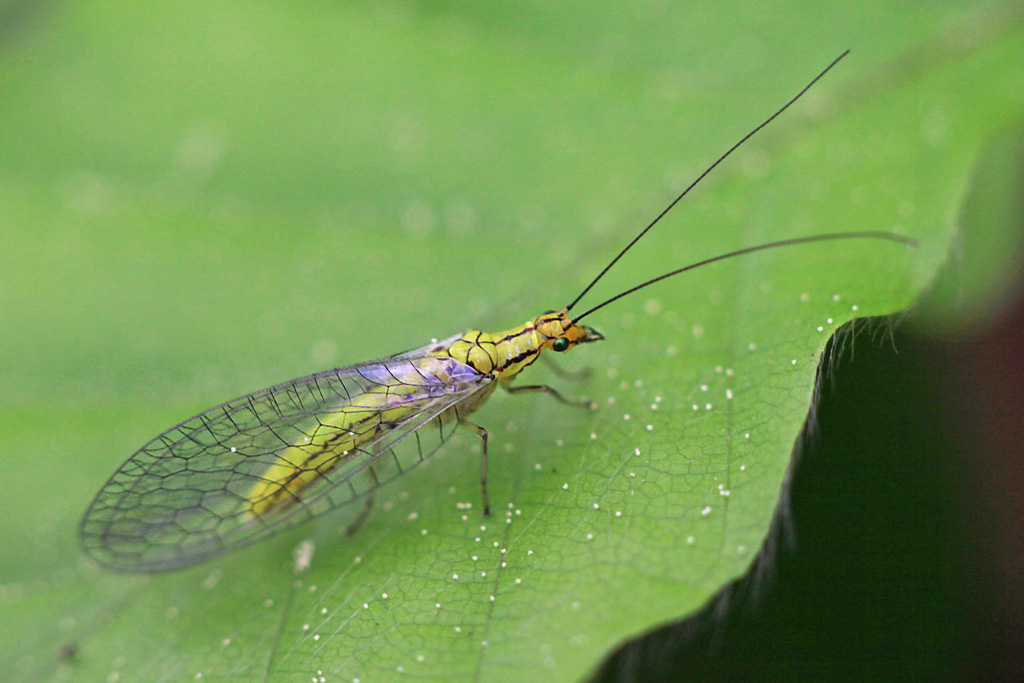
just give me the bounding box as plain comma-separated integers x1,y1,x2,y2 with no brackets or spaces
534,309,603,353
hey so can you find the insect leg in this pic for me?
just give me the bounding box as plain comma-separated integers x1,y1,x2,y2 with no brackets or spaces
507,384,596,410
462,421,491,517
341,494,375,536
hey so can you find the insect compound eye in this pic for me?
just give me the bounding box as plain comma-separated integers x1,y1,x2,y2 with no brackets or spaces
551,337,570,352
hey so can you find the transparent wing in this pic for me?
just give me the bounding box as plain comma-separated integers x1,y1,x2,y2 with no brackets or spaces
80,349,491,572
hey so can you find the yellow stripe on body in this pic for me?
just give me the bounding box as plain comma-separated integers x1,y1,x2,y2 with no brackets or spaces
246,352,488,516
247,309,594,518
247,380,428,516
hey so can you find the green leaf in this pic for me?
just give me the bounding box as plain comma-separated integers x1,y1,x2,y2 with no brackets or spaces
1,2,1021,681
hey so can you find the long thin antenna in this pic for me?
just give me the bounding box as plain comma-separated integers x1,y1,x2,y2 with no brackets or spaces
564,49,851,313
572,231,916,322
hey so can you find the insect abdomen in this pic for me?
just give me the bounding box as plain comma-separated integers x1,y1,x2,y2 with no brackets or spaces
246,385,427,515
246,357,485,515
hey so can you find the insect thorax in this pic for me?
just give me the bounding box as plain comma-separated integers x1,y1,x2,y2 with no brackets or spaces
440,310,594,382
442,321,543,381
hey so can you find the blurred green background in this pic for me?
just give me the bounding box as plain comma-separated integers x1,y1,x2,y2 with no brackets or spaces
1,1,1022,681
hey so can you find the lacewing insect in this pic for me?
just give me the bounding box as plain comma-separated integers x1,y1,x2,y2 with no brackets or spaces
80,50,915,572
